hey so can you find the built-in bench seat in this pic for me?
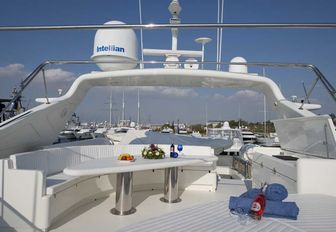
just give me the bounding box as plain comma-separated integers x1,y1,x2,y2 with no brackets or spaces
10,145,116,195
45,173,91,195
1,144,217,231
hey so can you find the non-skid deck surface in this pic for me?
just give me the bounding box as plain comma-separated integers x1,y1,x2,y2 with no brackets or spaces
4,179,336,232
118,200,300,232
118,194,336,232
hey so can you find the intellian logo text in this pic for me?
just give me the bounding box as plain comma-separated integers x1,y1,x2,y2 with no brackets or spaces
96,45,125,53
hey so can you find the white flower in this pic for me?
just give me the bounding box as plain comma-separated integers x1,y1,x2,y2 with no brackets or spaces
156,151,159,156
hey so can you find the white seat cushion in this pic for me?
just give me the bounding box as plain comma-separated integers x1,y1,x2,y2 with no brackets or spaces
46,173,89,195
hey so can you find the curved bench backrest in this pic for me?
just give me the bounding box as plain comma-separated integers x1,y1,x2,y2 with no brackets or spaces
10,147,82,176
10,145,115,176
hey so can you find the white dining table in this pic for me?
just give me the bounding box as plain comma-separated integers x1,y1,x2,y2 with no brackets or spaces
63,155,217,215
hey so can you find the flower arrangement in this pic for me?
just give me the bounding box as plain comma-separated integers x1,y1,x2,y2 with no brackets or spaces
141,144,165,159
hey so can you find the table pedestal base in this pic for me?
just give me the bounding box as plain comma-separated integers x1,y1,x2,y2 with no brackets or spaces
110,207,136,216
111,172,136,215
160,167,181,203
159,197,181,203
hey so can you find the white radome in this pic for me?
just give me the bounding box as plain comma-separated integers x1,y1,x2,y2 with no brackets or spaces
229,56,248,74
91,20,138,71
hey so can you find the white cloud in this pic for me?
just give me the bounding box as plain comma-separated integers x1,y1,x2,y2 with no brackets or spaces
160,87,198,98
0,63,25,78
213,93,227,100
42,68,76,82
228,90,261,101
0,64,75,83
112,86,198,98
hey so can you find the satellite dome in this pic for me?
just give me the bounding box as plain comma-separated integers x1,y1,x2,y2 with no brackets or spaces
229,57,248,74
184,58,199,69
91,20,138,71
222,121,231,129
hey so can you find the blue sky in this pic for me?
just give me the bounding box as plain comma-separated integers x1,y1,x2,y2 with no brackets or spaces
0,0,335,124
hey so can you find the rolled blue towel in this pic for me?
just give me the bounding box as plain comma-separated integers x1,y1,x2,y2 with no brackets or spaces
229,196,253,214
239,188,262,199
265,183,288,201
264,200,299,220
229,196,299,220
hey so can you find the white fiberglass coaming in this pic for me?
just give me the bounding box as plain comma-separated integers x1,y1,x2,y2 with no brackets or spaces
0,68,317,157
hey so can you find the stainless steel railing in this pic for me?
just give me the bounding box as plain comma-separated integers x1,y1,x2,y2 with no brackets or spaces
1,23,336,31
0,22,336,121
0,62,49,121
0,60,335,122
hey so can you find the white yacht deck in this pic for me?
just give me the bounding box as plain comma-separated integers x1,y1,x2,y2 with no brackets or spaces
50,179,249,232
4,178,336,232
0,178,245,232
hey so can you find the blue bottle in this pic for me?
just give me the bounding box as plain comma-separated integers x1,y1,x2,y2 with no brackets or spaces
172,151,178,158
170,144,175,158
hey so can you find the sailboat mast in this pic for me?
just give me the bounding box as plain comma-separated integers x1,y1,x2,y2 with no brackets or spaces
205,101,208,128
109,88,113,126
238,102,241,128
122,90,125,121
137,88,140,128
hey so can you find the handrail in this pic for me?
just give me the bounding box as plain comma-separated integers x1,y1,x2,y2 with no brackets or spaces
1,60,335,121
307,64,336,101
1,23,336,31
0,22,335,121
0,61,50,120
